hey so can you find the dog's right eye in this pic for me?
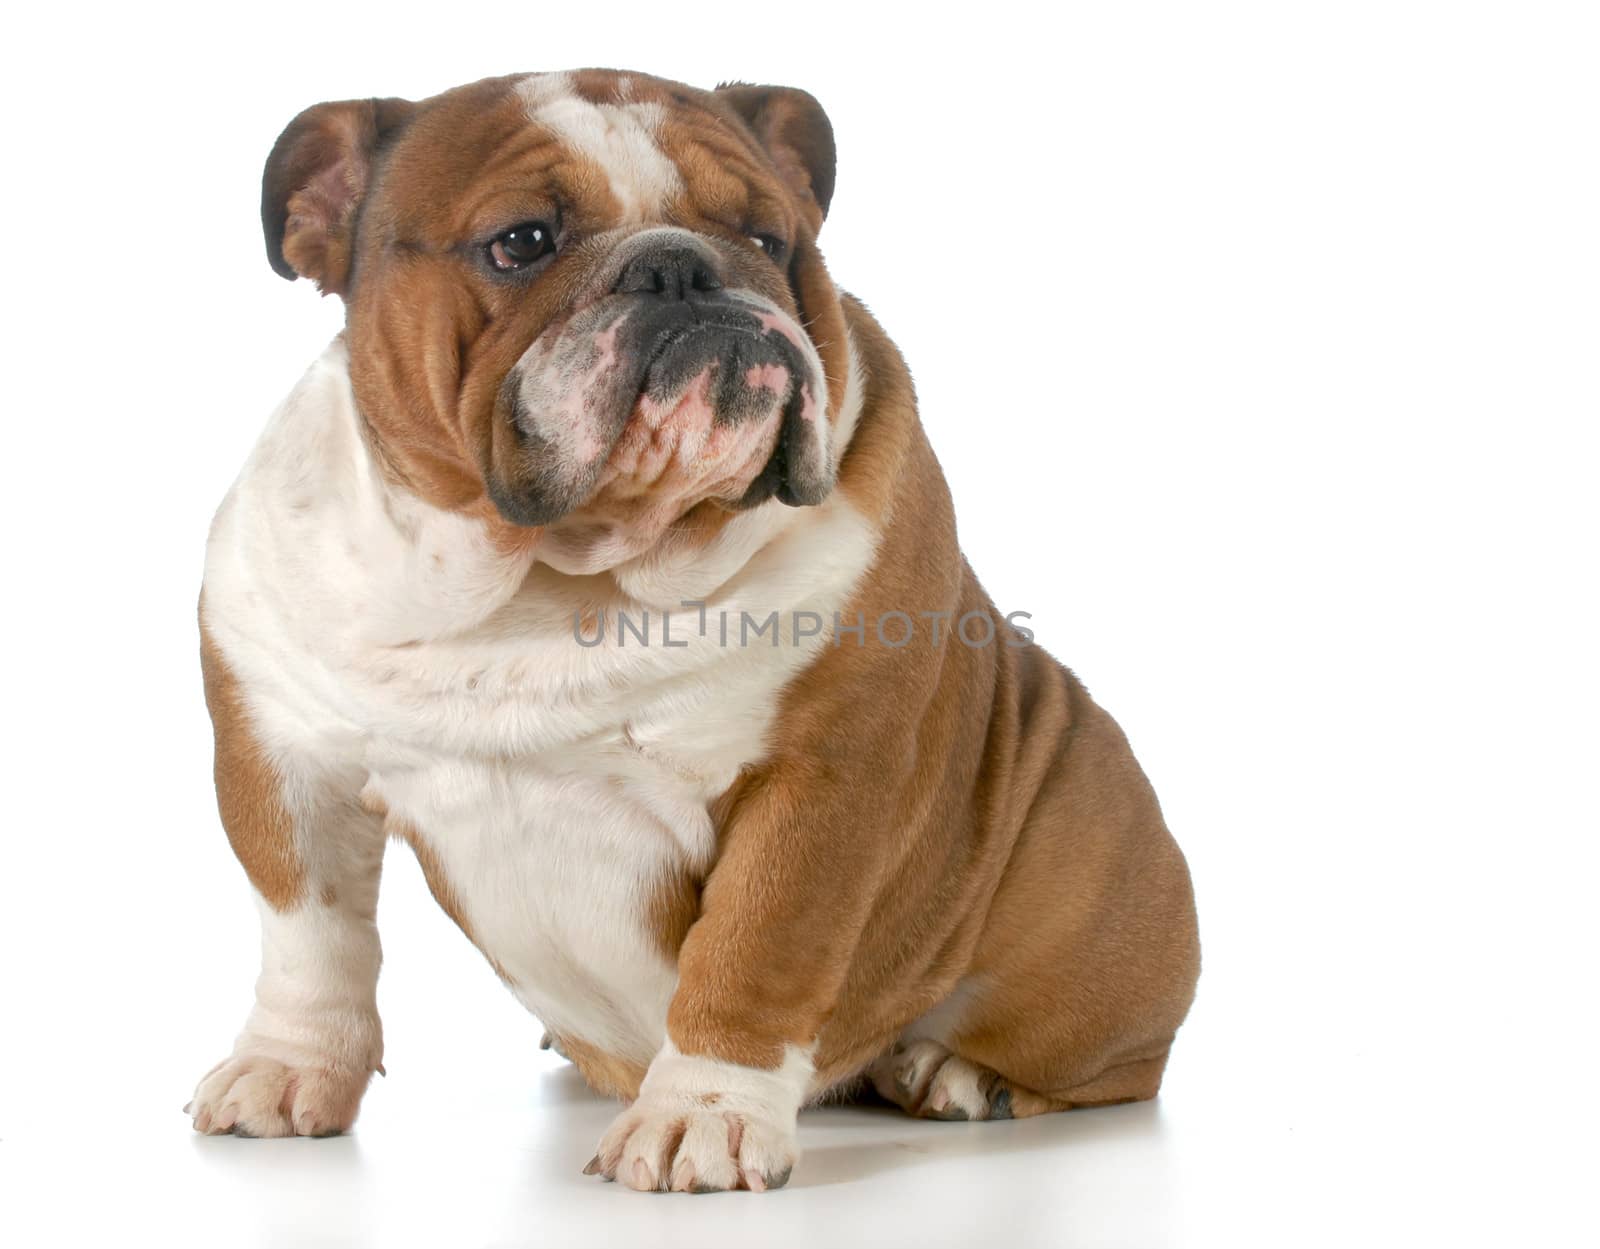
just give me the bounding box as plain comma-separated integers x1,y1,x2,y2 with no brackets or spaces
748,233,787,264
488,222,556,271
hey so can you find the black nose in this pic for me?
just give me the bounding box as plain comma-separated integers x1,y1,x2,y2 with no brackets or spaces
612,243,723,300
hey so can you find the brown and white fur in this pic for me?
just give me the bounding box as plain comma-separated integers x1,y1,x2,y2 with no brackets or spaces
189,69,1200,1193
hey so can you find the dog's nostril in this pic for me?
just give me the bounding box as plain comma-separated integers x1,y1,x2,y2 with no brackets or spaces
614,245,722,300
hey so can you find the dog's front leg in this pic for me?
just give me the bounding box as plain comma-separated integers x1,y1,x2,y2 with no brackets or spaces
186,627,386,1138
590,769,885,1193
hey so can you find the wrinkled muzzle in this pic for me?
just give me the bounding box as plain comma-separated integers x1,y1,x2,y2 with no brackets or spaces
487,232,832,530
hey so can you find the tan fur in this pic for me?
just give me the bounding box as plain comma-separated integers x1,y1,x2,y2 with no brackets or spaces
199,607,303,911
665,299,1200,1105
647,859,702,965
245,69,1199,1128
554,1034,648,1102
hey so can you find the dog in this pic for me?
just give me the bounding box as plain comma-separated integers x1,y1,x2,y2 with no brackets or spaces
188,69,1200,1193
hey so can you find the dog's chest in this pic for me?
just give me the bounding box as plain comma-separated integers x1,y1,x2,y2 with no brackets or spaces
352,608,783,1064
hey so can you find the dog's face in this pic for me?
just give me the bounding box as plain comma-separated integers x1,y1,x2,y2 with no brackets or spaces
262,71,849,571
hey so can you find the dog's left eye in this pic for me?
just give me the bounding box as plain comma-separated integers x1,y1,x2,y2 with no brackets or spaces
749,234,786,263
488,222,556,271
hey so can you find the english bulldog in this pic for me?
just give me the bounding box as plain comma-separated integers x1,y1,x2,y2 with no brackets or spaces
188,69,1200,1193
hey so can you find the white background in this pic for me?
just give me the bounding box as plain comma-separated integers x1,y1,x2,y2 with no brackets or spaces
1,2,1596,1245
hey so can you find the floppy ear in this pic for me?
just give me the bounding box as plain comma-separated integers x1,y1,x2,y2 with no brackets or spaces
261,96,414,295
714,83,836,228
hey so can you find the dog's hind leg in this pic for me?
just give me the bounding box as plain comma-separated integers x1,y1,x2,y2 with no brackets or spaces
867,1037,1171,1120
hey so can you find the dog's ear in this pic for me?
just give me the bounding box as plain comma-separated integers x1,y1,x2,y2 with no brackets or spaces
261,97,414,295
714,83,836,228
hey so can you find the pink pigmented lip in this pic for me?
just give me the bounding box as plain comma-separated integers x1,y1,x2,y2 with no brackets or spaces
635,363,716,429
750,308,823,420
755,310,811,357
744,362,790,393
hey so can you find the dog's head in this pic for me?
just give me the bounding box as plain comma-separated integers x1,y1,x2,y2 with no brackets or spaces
262,70,847,570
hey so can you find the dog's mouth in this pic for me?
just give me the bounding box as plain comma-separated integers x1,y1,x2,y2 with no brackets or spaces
630,318,803,502
492,292,831,536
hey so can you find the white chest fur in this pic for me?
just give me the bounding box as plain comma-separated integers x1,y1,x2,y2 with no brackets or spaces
202,338,875,1063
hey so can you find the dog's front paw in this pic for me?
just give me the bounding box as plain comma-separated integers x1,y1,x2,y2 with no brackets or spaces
590,1098,796,1192
585,1040,811,1192
186,1054,374,1138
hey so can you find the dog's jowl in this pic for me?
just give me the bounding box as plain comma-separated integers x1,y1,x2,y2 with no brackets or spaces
190,69,1200,1192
